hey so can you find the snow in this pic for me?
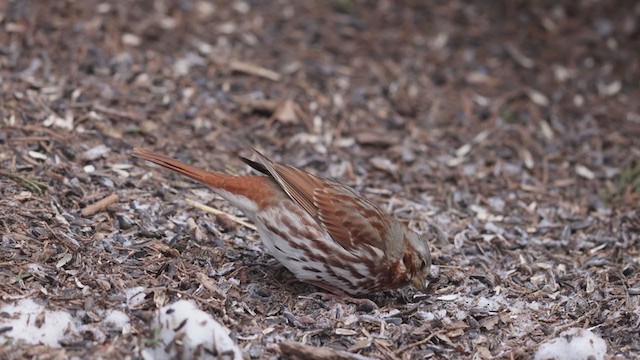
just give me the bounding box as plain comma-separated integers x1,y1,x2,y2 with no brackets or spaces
102,309,131,334
416,311,436,321
0,288,135,349
142,300,242,360
0,298,77,347
534,328,607,360
125,286,147,308
476,296,501,311
1,292,241,359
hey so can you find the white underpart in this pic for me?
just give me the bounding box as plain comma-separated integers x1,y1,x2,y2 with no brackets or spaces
350,259,372,277
282,207,308,229
255,205,375,293
253,215,326,279
213,189,259,213
209,189,383,294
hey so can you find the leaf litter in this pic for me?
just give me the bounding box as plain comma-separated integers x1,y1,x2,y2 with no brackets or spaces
0,1,638,359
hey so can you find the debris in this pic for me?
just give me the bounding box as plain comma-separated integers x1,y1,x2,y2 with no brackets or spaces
81,193,120,216
575,165,595,180
229,61,281,81
186,199,257,230
80,144,111,161
279,341,373,360
505,43,535,69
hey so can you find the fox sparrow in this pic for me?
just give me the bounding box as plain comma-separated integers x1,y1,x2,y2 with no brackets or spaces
133,148,432,296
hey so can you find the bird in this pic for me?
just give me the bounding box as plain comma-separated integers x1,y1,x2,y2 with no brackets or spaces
132,147,432,296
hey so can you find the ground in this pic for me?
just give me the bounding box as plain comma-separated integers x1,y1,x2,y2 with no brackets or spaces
1,0,639,359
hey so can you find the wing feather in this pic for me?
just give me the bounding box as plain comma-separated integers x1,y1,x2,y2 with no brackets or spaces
248,149,394,253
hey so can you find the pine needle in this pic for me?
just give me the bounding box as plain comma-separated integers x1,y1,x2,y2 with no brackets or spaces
0,170,49,194
185,199,257,231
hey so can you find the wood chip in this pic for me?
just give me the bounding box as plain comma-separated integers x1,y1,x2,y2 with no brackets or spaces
479,315,500,330
437,294,458,301
93,104,147,122
80,144,111,161
335,328,358,336
196,272,225,299
229,61,281,81
28,150,48,161
56,253,73,268
81,193,120,216
148,241,181,257
575,165,595,180
526,88,550,106
187,218,206,242
505,43,535,69
354,132,399,147
270,99,310,129
279,341,373,360
369,157,399,175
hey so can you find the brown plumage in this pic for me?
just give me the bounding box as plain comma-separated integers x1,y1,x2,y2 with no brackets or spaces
133,147,432,295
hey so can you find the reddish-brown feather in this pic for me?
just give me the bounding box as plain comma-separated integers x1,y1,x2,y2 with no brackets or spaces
313,187,389,251
249,150,400,254
132,148,280,209
133,147,432,296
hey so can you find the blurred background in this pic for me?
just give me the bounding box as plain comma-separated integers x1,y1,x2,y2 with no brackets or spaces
1,0,638,358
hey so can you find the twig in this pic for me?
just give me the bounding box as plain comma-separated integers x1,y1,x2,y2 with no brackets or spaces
229,61,281,81
279,341,374,360
81,193,120,216
92,103,147,122
505,43,535,69
186,199,257,231
394,331,442,356
4,125,71,141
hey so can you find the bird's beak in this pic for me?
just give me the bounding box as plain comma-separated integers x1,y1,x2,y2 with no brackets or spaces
412,276,427,292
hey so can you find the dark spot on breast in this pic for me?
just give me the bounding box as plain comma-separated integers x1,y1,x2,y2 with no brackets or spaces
274,244,285,253
302,266,321,273
296,229,319,242
265,223,288,239
279,215,295,230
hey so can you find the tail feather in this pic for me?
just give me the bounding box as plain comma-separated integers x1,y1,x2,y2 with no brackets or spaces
132,147,276,211
133,147,222,186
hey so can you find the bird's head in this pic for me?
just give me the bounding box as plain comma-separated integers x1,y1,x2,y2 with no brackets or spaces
403,230,432,291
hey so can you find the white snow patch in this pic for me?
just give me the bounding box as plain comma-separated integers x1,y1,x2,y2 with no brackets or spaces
142,300,242,360
125,286,146,308
0,298,77,347
534,328,607,360
102,310,131,334
476,296,501,311
416,311,436,321
26,263,43,272
454,310,468,320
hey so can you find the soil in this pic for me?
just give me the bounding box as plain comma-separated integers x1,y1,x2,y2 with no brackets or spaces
1,0,639,359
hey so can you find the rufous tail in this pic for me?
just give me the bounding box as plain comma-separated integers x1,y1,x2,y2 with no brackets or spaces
132,148,278,211
132,147,227,187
